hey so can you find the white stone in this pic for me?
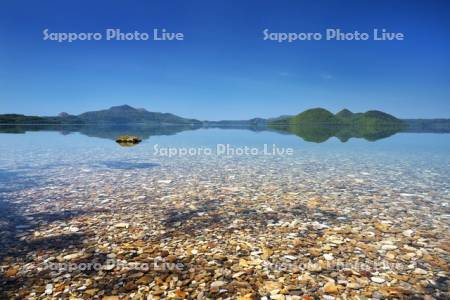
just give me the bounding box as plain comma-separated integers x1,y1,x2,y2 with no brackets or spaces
413,268,428,275
381,245,397,250
114,223,129,228
211,280,227,288
63,252,83,260
323,253,334,261
402,229,414,237
45,284,53,295
371,277,385,283
232,271,245,278
284,255,297,261
158,180,172,184
69,226,80,232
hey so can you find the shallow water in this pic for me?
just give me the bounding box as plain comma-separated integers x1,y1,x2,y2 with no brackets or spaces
0,126,449,298
1,128,449,194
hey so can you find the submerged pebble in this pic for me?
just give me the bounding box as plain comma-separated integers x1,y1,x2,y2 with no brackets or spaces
0,139,449,299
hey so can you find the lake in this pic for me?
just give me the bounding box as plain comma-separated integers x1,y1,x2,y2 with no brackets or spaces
0,125,449,298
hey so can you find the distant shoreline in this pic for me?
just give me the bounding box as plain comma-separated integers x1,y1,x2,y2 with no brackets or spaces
0,105,448,127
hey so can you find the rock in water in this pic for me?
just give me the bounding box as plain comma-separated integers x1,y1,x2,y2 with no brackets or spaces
115,135,142,146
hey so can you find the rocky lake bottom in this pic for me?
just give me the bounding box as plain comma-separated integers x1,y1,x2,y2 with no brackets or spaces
0,128,449,299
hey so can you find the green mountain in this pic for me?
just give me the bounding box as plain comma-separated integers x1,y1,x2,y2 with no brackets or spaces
273,123,400,143
269,108,403,127
335,108,354,119
271,108,338,125
291,108,340,124
268,108,405,143
357,110,403,126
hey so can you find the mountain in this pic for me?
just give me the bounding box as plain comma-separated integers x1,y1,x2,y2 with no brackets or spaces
267,115,293,123
2,111,449,144
1,106,448,136
269,108,403,128
355,110,403,127
267,108,405,143
0,114,84,125
269,122,401,143
335,108,354,119
269,108,340,125
0,105,201,125
77,105,201,124
291,108,340,124
0,114,53,124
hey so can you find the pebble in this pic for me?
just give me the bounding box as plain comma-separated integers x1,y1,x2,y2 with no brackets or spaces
370,277,386,284
381,244,398,250
284,255,297,260
0,142,448,299
323,282,339,294
69,226,80,232
62,252,83,260
114,222,129,228
402,229,414,237
45,284,53,295
413,268,428,275
346,282,360,289
323,253,334,261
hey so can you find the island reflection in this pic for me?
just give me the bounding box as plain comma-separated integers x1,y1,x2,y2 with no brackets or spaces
0,122,448,144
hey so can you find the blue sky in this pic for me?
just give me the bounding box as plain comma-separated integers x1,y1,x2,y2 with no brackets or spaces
0,0,449,120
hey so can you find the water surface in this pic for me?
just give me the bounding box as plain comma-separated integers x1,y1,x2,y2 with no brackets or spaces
0,125,449,298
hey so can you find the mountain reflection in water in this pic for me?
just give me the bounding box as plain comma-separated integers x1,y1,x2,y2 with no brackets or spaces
268,124,402,143
0,122,448,144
